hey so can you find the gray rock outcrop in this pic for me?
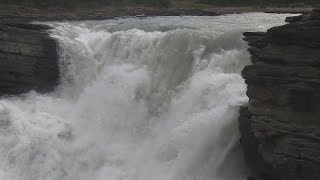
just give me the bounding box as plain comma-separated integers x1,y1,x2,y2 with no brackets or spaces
239,9,320,180
0,21,59,95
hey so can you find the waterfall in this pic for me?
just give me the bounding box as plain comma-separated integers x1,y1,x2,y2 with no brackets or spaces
0,13,290,180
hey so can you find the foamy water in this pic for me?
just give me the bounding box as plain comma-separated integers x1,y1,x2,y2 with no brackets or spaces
0,13,290,180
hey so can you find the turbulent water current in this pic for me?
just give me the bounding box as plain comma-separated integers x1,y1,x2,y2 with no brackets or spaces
0,13,291,180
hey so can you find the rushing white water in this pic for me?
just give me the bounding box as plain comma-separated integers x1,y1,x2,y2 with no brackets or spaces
0,13,290,180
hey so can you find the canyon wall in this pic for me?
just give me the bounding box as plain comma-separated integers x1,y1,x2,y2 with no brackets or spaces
0,21,59,95
239,9,320,179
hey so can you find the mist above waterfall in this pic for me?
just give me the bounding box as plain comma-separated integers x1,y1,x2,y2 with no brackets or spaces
0,13,290,180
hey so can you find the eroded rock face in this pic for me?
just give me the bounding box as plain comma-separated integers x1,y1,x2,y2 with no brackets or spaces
240,9,320,180
0,21,59,95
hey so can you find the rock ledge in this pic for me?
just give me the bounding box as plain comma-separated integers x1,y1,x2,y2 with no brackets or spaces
239,9,320,180
0,21,59,95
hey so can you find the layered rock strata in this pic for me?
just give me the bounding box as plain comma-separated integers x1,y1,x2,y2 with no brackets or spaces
239,9,320,179
0,21,59,95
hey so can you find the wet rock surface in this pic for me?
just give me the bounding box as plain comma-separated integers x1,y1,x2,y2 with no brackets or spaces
240,9,320,180
0,21,59,95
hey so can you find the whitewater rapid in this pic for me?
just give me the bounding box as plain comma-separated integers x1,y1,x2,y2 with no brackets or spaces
0,13,290,180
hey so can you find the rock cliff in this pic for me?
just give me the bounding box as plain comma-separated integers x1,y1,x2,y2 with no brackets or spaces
239,9,320,179
0,21,59,95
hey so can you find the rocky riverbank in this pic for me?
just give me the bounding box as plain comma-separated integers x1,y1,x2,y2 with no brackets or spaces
0,21,59,95
0,8,219,22
0,5,314,22
239,9,320,179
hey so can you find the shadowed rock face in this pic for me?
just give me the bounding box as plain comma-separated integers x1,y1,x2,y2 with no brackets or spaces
240,9,320,180
0,21,59,95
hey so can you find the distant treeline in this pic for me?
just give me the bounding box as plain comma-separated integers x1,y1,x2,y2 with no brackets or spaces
2,0,318,8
